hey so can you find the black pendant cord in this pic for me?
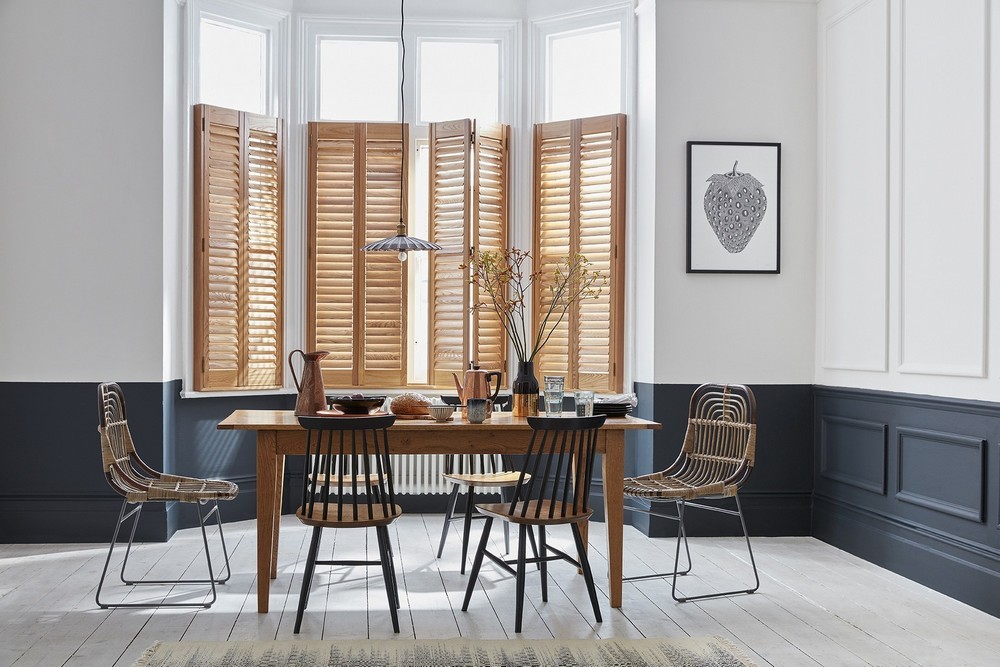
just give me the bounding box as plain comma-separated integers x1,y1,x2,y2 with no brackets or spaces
399,0,405,228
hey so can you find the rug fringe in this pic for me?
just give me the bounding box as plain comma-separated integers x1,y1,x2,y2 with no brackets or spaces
711,635,757,665
131,640,162,667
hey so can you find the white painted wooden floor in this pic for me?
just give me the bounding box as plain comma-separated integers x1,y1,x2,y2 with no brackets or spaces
1,514,997,667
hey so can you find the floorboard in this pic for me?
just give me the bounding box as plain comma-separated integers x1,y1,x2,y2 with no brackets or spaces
1,515,997,667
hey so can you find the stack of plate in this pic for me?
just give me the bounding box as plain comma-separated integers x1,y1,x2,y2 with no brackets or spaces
592,402,633,417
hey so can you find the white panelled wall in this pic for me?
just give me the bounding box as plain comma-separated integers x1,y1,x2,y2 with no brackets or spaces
817,0,1000,402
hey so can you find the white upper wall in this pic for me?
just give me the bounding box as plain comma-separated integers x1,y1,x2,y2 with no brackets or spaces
816,0,1000,402
649,0,818,385
0,0,166,383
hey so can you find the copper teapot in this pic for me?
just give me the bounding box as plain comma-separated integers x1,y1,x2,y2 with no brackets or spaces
289,349,329,415
452,363,502,419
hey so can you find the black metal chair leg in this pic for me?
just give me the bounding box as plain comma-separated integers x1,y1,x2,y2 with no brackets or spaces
294,526,323,633
514,524,528,633
539,525,548,602
96,500,131,608
376,526,400,633
209,501,233,583
437,484,461,559
571,522,602,623
195,501,219,607
460,487,476,574
118,502,143,584
462,517,493,611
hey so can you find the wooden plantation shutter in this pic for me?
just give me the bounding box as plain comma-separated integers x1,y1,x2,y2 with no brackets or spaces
193,104,283,391
307,122,408,388
532,114,625,393
427,119,509,387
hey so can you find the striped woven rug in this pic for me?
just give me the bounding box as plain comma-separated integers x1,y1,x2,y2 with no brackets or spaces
133,637,755,667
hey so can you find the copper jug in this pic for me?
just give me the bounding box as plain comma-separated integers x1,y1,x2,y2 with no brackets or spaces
452,363,502,419
289,349,329,415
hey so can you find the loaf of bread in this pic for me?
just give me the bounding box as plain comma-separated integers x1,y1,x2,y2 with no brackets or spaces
390,392,431,415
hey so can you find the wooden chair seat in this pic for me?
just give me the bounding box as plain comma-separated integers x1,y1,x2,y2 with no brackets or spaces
477,500,592,525
443,470,523,487
296,502,403,529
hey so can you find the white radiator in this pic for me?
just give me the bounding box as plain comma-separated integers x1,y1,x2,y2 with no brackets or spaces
389,454,450,495
388,454,504,495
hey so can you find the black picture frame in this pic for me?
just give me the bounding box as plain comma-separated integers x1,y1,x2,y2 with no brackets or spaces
686,141,781,274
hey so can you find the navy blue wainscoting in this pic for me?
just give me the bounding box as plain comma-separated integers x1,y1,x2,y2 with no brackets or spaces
813,386,1000,617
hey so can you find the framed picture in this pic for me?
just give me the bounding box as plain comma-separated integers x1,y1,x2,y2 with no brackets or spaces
687,141,781,273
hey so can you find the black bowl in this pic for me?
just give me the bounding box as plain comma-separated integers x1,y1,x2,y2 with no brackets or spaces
328,395,387,414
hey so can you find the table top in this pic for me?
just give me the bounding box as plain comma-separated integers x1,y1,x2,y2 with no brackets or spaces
218,409,661,431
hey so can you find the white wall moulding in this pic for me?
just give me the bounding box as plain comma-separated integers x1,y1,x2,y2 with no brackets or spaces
819,0,889,373
898,0,988,379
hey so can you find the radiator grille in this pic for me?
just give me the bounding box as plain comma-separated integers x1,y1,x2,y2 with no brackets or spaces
389,454,504,495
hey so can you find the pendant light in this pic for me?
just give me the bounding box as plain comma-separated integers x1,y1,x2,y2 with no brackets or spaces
360,0,440,261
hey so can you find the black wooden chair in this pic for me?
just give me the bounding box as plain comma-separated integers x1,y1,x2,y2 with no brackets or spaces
461,414,607,632
293,414,402,633
96,382,237,609
622,383,759,602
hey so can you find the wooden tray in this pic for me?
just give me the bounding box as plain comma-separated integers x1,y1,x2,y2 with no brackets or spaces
393,413,453,421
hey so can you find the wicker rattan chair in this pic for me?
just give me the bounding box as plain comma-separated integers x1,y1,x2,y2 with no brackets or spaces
96,382,238,609
622,383,759,602
462,415,607,633
294,414,402,633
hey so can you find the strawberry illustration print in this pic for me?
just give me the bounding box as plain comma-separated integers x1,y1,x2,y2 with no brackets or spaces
703,161,767,253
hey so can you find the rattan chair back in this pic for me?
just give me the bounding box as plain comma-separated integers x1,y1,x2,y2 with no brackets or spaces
676,383,756,497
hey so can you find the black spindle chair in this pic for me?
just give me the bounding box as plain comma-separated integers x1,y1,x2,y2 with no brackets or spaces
294,414,402,633
461,414,607,633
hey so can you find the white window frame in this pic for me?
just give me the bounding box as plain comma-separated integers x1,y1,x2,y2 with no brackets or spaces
181,0,290,397
177,0,637,396
298,16,519,390
528,1,637,393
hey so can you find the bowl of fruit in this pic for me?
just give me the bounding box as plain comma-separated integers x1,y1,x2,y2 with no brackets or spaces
328,394,387,415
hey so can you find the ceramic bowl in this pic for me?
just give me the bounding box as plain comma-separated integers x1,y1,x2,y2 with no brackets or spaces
328,395,387,414
427,404,455,422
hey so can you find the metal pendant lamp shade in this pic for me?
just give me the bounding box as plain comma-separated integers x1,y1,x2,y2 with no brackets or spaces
360,0,440,258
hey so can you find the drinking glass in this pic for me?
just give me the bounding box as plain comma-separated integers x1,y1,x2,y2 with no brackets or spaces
574,390,594,417
543,375,564,416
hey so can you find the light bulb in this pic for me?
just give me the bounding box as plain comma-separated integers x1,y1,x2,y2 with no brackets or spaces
398,251,408,262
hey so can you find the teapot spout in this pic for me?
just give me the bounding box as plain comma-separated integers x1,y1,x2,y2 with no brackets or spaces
452,372,465,401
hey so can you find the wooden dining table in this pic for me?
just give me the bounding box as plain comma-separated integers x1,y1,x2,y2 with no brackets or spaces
217,409,660,613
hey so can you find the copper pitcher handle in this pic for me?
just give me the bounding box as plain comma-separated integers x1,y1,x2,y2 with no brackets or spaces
288,349,304,392
487,371,502,402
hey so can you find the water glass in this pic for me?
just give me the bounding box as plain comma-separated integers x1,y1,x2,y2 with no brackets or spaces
574,390,595,417
543,375,565,416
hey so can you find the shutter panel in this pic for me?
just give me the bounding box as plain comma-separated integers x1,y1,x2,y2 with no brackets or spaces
427,119,510,388
245,114,284,387
428,119,472,387
194,104,283,391
308,122,408,388
472,122,509,377
308,123,356,387
362,124,408,386
532,114,625,393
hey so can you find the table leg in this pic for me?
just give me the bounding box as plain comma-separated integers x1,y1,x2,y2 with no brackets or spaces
256,430,277,613
270,454,285,579
602,436,624,609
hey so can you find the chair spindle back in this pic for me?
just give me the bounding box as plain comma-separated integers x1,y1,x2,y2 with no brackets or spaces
297,415,398,522
508,415,607,520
